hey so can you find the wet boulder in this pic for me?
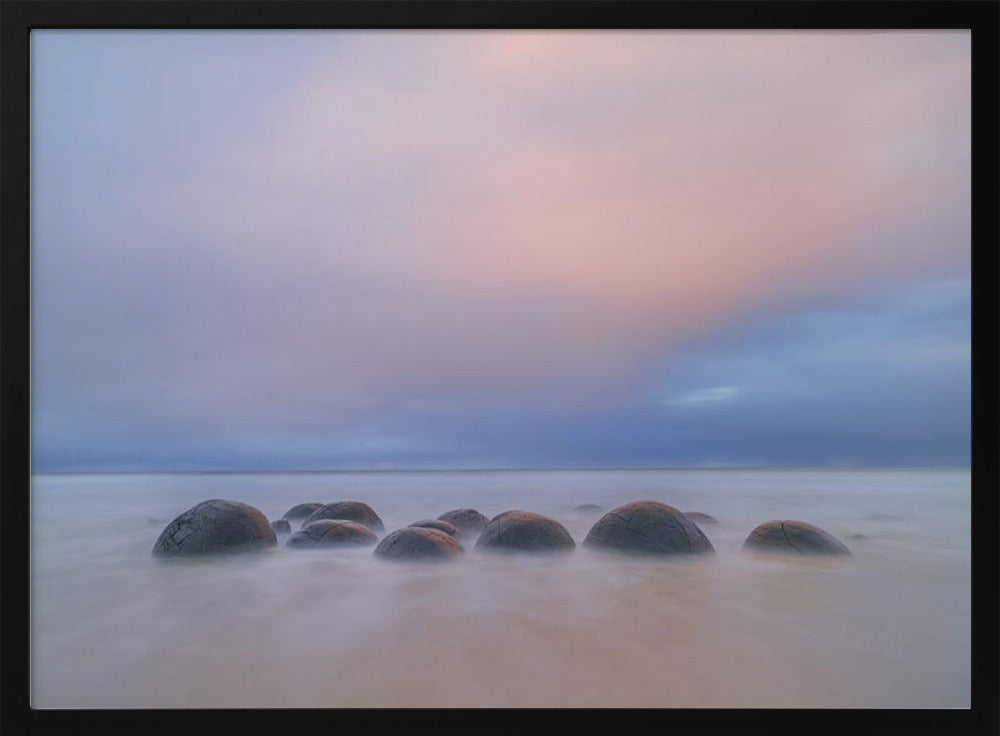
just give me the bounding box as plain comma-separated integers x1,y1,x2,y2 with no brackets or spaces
408,519,462,538
271,519,292,535
282,502,324,522
583,501,714,556
436,508,490,536
475,511,575,553
287,519,378,548
743,520,851,556
683,511,719,525
153,499,277,557
373,527,464,561
303,501,385,533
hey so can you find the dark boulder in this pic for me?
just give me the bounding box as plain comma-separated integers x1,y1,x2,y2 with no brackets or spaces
475,511,575,553
743,520,851,556
287,519,378,548
437,508,490,535
152,499,277,557
282,502,324,522
303,501,385,533
373,527,464,561
271,519,292,535
408,519,462,538
683,511,718,524
583,501,714,556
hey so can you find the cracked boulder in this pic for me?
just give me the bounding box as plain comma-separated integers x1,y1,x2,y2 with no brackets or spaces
436,508,490,536
683,511,718,525
302,501,385,533
408,518,462,538
282,502,324,522
583,501,714,556
152,499,277,557
287,519,378,548
271,519,292,535
475,511,575,553
373,527,464,561
743,520,851,556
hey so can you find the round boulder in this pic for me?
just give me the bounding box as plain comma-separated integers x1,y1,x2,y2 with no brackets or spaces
408,519,462,538
271,519,292,535
373,527,464,561
574,503,604,513
583,501,714,556
303,501,385,533
287,519,378,548
683,511,718,525
475,511,575,553
436,508,490,536
282,502,324,522
153,499,277,557
743,520,851,556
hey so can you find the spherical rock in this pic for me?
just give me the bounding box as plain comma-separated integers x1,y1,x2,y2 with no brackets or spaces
475,511,575,553
436,508,490,535
282,502,324,522
683,511,718,524
743,520,851,556
271,519,292,535
583,501,714,556
373,527,464,561
408,519,462,538
153,499,277,557
303,501,385,533
287,519,378,548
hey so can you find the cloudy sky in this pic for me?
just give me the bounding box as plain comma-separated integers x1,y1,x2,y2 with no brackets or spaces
31,30,971,472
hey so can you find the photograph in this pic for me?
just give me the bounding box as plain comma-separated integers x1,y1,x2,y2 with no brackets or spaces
3,3,994,726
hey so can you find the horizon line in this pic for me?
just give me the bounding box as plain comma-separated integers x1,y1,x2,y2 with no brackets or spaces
30,463,972,477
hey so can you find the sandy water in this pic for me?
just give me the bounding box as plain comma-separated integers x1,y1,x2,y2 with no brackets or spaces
30,468,970,708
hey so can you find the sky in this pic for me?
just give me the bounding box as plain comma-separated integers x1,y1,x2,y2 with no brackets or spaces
30,30,971,472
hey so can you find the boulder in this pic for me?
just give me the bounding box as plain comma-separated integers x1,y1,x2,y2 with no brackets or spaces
303,501,385,533
436,508,490,535
683,511,718,524
271,519,292,535
373,527,464,561
583,501,714,556
287,519,378,548
475,511,575,553
408,519,462,538
152,499,277,557
282,502,324,522
743,520,851,556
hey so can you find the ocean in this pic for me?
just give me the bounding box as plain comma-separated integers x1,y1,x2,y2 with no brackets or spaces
29,468,971,708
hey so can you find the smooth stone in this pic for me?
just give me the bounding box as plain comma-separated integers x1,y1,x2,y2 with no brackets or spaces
373,527,464,561
683,511,719,524
271,519,292,535
282,502,324,522
287,519,378,548
152,499,277,557
583,501,714,556
475,511,575,553
303,501,385,533
743,520,851,556
436,508,490,535
408,519,462,538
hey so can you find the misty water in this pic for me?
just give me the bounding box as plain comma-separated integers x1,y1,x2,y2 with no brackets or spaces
30,468,970,708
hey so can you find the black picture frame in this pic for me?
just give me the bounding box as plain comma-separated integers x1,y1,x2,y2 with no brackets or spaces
2,2,997,734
